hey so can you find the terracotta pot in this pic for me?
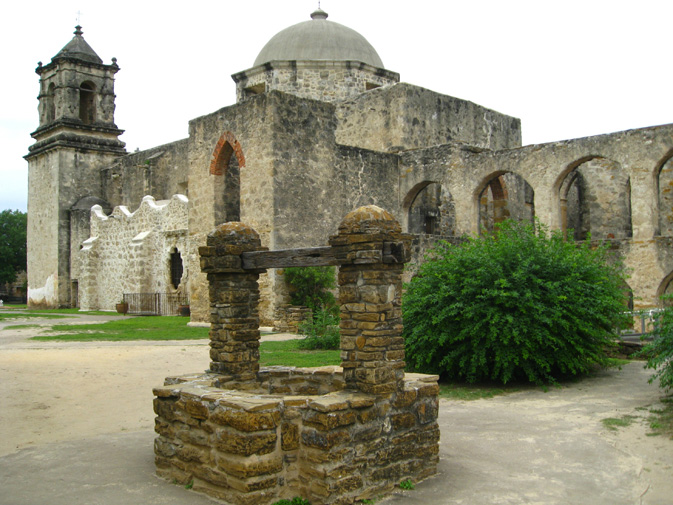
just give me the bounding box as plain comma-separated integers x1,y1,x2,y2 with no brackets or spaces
116,302,128,314
178,305,190,317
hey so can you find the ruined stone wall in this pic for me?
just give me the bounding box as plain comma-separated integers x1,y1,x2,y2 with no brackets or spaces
78,195,188,311
335,83,522,153
233,61,399,104
397,124,673,308
102,139,189,208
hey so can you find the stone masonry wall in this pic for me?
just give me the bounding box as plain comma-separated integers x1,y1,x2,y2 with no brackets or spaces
27,148,120,308
186,95,278,325
102,139,190,209
233,61,399,104
78,194,189,311
335,83,522,153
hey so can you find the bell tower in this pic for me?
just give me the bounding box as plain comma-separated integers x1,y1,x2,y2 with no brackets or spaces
25,26,125,308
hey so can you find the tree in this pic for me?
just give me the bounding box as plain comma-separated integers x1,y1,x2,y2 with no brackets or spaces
640,298,673,392
284,266,336,312
403,220,630,385
0,210,27,285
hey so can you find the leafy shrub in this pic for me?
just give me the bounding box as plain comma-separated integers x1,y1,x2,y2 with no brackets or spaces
285,266,340,350
403,220,630,385
297,305,340,350
284,266,336,310
640,297,673,391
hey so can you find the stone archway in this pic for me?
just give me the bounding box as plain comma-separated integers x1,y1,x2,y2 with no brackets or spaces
558,156,631,241
477,172,534,234
403,181,456,236
656,150,673,236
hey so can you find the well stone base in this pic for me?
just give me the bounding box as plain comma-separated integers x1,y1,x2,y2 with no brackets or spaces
153,366,439,505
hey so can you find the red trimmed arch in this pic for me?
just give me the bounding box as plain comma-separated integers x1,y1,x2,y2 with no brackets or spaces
210,131,245,176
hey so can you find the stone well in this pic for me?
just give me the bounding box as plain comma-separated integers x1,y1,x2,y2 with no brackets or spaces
153,206,440,504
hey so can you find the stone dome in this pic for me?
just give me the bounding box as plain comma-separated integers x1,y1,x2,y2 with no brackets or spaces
253,9,384,68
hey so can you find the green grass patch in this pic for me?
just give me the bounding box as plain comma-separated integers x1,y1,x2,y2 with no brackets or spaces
31,316,209,341
605,357,632,368
259,339,340,368
26,308,112,316
647,396,673,439
438,381,523,401
0,313,69,322
3,324,43,330
601,415,637,431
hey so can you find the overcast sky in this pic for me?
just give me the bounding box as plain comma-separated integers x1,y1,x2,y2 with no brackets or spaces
2,0,672,213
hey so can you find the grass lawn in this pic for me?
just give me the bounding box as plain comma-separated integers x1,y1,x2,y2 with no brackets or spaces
1,313,69,322
259,339,340,367
31,316,209,341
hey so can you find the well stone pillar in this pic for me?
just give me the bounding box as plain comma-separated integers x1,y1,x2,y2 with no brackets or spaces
329,205,412,395
199,222,266,380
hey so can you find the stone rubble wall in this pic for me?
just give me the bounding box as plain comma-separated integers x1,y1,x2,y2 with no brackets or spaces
335,82,522,153
153,371,439,505
102,139,190,209
234,61,399,104
78,194,189,311
272,305,312,333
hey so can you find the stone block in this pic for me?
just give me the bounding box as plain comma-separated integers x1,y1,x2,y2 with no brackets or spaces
209,408,280,432
216,454,283,479
304,410,357,431
214,429,277,456
390,412,417,430
301,427,351,450
281,422,299,450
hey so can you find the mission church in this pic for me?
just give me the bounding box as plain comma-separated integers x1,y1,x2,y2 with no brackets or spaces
25,8,673,325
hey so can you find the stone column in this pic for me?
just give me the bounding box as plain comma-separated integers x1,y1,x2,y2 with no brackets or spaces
329,206,412,395
199,222,266,380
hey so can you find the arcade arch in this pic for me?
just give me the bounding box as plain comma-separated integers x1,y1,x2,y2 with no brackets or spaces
477,172,534,234
403,181,456,236
558,156,631,241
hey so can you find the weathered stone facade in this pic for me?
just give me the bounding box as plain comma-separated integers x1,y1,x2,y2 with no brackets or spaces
78,195,189,311
26,10,673,325
154,207,440,504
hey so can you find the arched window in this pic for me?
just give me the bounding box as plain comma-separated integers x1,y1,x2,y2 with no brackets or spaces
79,81,96,124
211,132,245,224
170,248,183,289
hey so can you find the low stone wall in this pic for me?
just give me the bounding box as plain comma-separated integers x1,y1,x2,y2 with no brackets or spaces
154,368,439,505
273,304,312,333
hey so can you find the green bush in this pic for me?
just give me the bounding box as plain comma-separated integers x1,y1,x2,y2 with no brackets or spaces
403,220,630,385
285,266,340,350
640,298,673,391
297,305,340,350
284,266,336,310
